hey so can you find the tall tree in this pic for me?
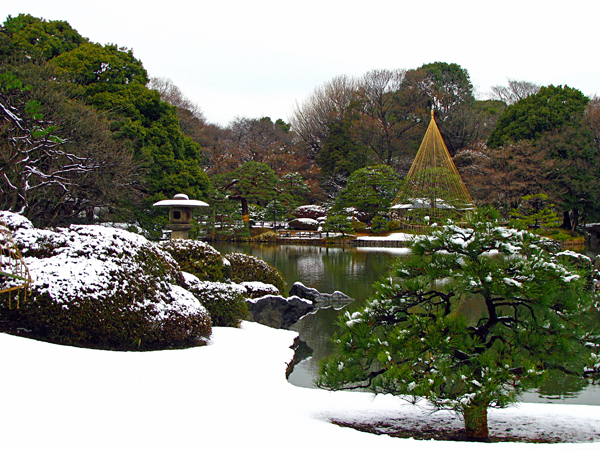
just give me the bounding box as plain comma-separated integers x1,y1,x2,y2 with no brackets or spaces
290,75,359,160
487,85,589,149
352,69,420,167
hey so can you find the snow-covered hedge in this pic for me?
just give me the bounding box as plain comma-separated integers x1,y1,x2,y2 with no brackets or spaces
293,205,328,220
183,273,248,328
225,253,285,294
0,212,211,350
160,239,227,282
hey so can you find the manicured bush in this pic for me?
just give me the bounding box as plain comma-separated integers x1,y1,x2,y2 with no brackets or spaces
183,273,248,328
0,212,211,350
160,239,226,282
225,252,285,294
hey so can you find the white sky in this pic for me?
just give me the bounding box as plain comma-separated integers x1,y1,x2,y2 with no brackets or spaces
3,0,600,126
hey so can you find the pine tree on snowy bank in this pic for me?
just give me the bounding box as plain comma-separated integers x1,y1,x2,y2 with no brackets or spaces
318,210,600,440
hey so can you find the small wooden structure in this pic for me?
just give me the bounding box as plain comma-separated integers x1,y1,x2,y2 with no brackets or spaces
153,194,209,239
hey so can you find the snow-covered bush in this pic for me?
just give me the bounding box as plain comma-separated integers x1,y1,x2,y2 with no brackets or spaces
160,239,227,282
225,253,285,294
0,211,211,350
183,273,248,328
288,218,319,231
240,281,280,299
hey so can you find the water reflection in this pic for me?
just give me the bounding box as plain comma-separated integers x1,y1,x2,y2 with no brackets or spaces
211,241,600,405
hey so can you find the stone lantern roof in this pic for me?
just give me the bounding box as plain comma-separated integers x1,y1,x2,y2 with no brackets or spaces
152,193,209,208
152,194,209,239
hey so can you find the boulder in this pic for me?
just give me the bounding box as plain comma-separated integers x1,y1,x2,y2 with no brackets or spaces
289,282,354,305
246,295,313,329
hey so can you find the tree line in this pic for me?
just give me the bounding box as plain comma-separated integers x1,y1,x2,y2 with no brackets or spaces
1,14,599,235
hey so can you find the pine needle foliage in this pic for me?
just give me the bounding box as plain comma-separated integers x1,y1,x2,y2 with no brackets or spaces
318,210,599,440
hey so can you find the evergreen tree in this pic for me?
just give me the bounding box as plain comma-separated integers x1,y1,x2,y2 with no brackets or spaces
333,165,402,222
318,211,599,440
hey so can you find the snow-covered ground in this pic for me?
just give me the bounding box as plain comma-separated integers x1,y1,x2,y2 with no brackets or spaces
355,232,414,241
2,322,599,449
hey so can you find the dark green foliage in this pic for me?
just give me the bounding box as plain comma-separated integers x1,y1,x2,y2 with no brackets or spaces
0,62,138,227
510,193,560,229
322,215,353,236
370,214,388,233
0,14,87,60
233,162,278,206
488,85,589,148
318,211,599,439
317,118,369,178
160,239,226,282
333,165,402,222
184,277,248,328
0,15,210,233
225,252,285,294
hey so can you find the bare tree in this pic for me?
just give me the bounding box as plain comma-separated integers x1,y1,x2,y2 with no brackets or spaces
147,76,206,123
0,65,139,227
353,68,425,167
489,79,541,105
585,95,600,151
290,75,359,159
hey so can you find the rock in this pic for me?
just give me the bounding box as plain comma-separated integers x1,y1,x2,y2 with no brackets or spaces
246,295,314,329
289,282,353,305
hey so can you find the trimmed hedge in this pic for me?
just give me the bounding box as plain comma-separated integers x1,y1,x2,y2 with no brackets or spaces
225,252,285,294
160,239,226,282
184,273,248,328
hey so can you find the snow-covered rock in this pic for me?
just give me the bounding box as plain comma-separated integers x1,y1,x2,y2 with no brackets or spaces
293,205,328,220
288,218,320,231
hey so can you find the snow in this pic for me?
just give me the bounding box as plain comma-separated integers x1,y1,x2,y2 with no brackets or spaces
356,232,414,241
1,323,599,449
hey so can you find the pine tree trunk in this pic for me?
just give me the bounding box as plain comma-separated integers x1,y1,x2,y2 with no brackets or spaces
463,404,489,440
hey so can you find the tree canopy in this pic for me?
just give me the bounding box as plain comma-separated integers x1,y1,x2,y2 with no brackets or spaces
0,14,210,232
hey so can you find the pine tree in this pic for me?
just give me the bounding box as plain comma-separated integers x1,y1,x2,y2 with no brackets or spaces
318,210,599,440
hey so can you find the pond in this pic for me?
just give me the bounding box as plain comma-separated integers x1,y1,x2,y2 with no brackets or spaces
211,241,600,406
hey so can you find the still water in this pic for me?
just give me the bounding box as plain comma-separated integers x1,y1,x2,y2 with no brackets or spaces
211,241,600,405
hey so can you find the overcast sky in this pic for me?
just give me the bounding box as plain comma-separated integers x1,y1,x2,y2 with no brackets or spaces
3,0,599,126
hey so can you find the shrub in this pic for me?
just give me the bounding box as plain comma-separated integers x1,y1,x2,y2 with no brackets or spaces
160,239,226,282
351,221,367,233
183,273,248,328
387,219,403,231
371,215,388,234
225,252,285,294
0,212,211,350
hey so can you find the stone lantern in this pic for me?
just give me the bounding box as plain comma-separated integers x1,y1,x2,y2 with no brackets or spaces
152,194,209,239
